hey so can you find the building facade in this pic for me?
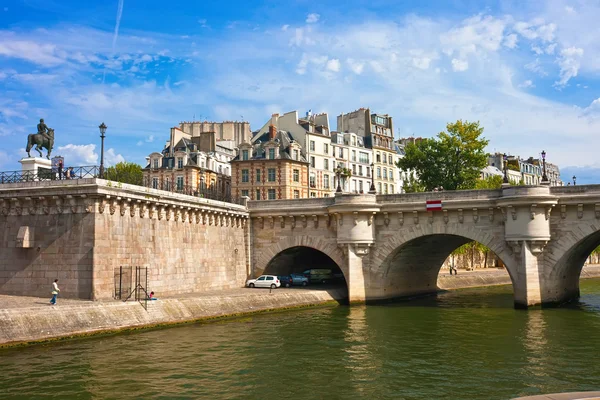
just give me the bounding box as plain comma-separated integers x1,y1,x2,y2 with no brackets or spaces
255,111,335,197
144,127,231,198
232,125,308,200
179,120,251,147
338,109,399,194
330,132,373,194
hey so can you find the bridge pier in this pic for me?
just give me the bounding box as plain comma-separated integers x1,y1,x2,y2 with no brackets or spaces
344,244,369,304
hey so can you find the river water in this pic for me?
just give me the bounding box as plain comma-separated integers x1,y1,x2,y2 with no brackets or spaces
2,280,600,400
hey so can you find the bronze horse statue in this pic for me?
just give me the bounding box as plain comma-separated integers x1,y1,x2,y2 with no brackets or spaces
26,128,54,159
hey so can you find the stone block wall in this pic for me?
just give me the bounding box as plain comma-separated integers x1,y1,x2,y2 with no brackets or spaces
0,212,94,299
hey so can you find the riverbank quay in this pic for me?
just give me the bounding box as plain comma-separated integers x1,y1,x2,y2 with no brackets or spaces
2,265,600,348
0,287,347,348
438,265,600,290
511,391,600,399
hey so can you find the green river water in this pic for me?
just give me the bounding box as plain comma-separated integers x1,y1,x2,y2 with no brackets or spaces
2,280,600,400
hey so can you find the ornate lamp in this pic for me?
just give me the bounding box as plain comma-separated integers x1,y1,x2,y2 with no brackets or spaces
99,122,107,179
369,162,376,193
541,150,548,183
502,153,509,184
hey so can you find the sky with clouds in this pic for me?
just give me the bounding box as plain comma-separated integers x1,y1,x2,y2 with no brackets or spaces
1,0,599,183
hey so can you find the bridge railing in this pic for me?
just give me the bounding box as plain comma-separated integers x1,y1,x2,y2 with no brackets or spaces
0,166,243,206
0,165,100,183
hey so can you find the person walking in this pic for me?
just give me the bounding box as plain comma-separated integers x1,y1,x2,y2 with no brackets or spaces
50,279,60,305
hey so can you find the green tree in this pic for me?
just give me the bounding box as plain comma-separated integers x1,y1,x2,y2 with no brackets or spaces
104,161,143,186
475,175,503,189
402,171,426,193
397,120,489,191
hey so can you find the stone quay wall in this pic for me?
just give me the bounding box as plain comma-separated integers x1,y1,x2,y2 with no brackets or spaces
0,179,249,300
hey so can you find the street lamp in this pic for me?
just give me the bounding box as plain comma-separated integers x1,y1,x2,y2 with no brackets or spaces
502,153,509,184
541,150,548,183
369,162,376,194
335,165,343,193
573,175,577,186
99,122,107,179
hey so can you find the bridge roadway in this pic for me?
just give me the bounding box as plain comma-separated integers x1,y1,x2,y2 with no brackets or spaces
248,185,600,308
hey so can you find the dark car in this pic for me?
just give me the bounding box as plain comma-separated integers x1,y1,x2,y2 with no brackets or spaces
278,275,293,288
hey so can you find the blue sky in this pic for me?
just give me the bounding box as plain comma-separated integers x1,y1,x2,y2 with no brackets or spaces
1,0,599,184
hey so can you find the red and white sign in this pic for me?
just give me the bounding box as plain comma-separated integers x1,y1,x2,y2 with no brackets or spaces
426,200,443,211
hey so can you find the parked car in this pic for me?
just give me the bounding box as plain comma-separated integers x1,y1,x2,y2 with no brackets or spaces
246,275,281,289
302,269,333,284
278,275,293,288
290,273,309,286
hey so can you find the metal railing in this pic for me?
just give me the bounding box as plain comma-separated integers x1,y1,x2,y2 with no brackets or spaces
0,165,243,205
0,165,100,183
142,177,242,205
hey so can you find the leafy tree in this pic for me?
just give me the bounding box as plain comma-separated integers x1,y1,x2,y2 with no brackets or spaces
402,171,426,193
475,175,503,189
397,120,489,191
104,161,144,186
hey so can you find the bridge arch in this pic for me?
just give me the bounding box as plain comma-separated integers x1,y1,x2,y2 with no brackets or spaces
368,223,517,299
253,235,346,278
543,222,600,303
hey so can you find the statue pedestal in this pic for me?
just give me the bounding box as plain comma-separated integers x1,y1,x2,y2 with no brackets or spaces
19,157,52,177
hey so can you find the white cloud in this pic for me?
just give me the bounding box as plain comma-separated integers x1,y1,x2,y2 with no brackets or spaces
441,15,507,58
306,13,320,24
451,58,469,71
347,58,364,74
555,46,584,88
0,39,65,66
503,33,518,49
513,20,556,42
524,58,547,76
565,6,575,14
198,19,208,28
518,79,534,88
281,25,289,31
57,144,98,165
326,58,340,72
105,148,125,165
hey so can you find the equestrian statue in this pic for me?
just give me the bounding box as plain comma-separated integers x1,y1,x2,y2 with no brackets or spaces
26,118,55,159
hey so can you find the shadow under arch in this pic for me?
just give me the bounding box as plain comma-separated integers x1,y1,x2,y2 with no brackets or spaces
545,229,600,304
373,233,516,301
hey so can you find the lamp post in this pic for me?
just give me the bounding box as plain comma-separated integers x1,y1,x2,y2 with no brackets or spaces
335,165,343,193
502,153,509,184
573,175,577,186
369,162,376,194
98,122,107,179
541,150,548,183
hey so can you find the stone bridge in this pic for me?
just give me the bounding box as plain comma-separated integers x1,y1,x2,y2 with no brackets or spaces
248,185,600,308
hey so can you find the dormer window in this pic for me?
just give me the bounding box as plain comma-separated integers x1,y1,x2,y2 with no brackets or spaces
153,159,159,169
177,157,183,169
269,148,275,159
242,149,249,161
293,149,299,160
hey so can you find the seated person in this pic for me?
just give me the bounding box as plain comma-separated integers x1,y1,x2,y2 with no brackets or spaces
148,291,158,300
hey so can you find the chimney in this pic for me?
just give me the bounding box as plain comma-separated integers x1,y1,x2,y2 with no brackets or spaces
269,124,277,140
271,113,279,127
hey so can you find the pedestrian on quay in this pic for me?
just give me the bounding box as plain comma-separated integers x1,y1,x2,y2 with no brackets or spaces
50,279,60,305
58,160,63,180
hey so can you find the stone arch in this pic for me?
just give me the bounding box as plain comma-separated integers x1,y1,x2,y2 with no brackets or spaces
253,235,346,278
542,221,600,303
367,222,517,299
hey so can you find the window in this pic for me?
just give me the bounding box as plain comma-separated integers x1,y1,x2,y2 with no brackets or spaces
358,165,363,176
241,190,249,197
268,148,275,160
389,155,393,164
176,176,184,190
384,183,388,194
359,180,363,192
310,192,316,198
310,140,315,151
152,177,158,189
378,182,382,193
352,150,356,161
293,149,299,160
268,168,276,182
153,159,159,169
352,164,356,175
241,169,249,183
324,174,330,189
367,167,370,177
383,168,388,179
293,169,300,182
256,169,261,183
382,154,387,164
324,159,329,170
390,184,394,193
177,157,184,169
310,157,315,168
256,189,261,200
242,150,249,161
165,178,171,191
338,147,343,158
293,190,300,199
268,189,276,200
324,143,329,154
377,167,382,178
309,174,316,188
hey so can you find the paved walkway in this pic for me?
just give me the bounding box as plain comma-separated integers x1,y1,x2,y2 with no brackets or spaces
512,392,600,399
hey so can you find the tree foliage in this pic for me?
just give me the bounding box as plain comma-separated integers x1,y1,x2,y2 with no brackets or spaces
397,120,489,191
104,161,144,186
402,171,426,193
475,175,503,189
